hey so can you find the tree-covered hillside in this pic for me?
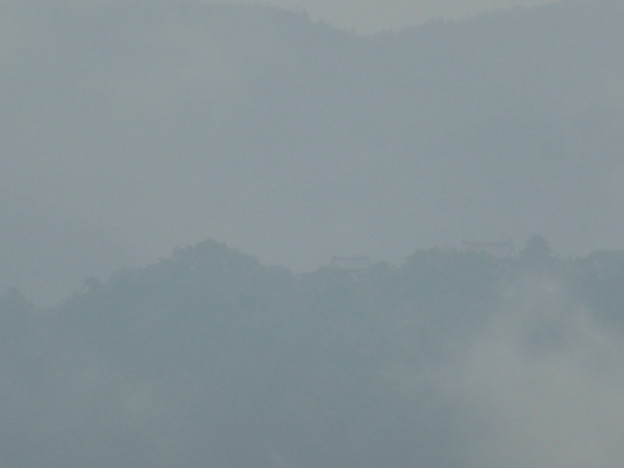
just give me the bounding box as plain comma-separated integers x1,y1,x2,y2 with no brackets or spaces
2,238,624,467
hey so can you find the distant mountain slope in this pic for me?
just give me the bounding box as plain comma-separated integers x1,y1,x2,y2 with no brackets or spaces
1,0,623,283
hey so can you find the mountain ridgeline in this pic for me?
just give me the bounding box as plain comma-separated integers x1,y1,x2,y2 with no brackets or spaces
3,238,624,467
2,0,624,302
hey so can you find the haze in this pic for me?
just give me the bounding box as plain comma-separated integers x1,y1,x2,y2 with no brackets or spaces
209,0,569,33
2,0,623,302
2,0,624,466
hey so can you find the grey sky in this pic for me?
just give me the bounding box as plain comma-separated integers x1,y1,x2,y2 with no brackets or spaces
208,0,565,32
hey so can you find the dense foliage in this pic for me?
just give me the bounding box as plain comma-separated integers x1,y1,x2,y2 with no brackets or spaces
2,237,624,467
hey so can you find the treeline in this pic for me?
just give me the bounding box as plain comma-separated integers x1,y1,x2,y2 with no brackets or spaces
1,238,624,467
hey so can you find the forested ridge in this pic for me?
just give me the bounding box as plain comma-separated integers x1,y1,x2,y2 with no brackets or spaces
2,237,624,467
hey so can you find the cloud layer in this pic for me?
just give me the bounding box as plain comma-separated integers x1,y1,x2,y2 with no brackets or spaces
444,275,624,468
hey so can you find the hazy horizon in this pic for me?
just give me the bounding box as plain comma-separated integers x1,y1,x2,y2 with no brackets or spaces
2,0,623,300
2,2,624,464
206,0,573,33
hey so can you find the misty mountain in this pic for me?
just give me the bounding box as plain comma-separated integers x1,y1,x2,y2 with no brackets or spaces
2,0,624,298
3,238,624,467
